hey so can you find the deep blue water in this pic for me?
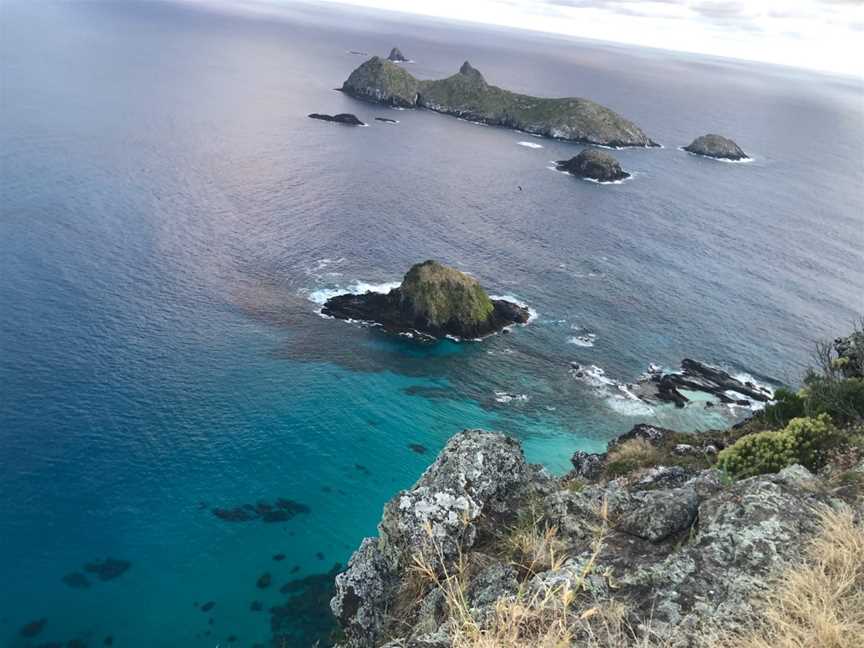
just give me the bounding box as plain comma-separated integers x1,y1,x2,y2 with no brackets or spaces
1,1,862,646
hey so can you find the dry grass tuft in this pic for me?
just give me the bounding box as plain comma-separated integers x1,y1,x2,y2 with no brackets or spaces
712,505,864,648
605,438,662,477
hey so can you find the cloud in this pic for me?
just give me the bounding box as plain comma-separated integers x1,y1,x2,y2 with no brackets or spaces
281,0,864,75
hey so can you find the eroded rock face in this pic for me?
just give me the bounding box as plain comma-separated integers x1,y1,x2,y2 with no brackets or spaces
331,430,533,647
684,134,748,160
556,148,630,183
322,260,531,340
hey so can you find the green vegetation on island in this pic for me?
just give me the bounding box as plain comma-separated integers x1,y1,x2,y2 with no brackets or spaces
321,260,530,340
341,57,657,147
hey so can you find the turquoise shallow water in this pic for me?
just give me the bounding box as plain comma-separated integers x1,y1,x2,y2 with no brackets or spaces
1,1,863,646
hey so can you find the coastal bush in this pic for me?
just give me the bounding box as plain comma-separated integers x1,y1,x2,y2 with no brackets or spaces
718,414,839,479
757,387,805,428
801,374,864,424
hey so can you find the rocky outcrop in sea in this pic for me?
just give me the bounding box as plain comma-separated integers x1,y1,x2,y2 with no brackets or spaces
556,148,630,183
341,57,657,147
308,113,366,126
387,47,409,63
330,427,863,647
683,134,748,160
322,260,530,340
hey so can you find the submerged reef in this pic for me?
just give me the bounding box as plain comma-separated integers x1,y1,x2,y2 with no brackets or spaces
211,497,310,523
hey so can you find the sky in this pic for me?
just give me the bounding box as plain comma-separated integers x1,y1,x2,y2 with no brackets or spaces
295,0,864,77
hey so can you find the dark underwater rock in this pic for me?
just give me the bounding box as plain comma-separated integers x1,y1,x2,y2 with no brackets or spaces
62,572,91,589
556,148,630,183
201,601,215,612
322,260,531,340
250,600,263,612
683,133,748,160
342,57,657,146
83,558,130,581
20,618,47,637
408,443,427,454
270,565,341,647
272,553,285,561
212,498,309,524
387,47,408,62
308,112,365,126
256,573,272,589
213,506,256,522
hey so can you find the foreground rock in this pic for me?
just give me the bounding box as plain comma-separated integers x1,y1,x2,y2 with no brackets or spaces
683,134,748,160
556,148,630,183
308,113,365,126
342,57,657,147
322,260,530,340
331,428,861,648
387,47,409,62
331,430,544,646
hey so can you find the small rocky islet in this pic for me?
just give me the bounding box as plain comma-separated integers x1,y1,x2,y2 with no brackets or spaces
386,46,409,62
322,260,531,340
556,148,630,183
683,133,749,160
307,112,365,126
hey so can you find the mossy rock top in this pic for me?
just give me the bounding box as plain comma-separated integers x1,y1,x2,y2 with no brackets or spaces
321,260,530,340
399,260,494,327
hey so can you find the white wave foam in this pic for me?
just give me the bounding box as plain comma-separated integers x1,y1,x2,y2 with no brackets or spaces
494,391,529,404
569,363,654,416
517,141,544,149
567,333,597,347
305,280,400,305
679,147,754,163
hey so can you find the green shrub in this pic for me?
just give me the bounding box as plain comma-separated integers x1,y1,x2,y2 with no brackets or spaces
718,414,839,479
758,387,806,428
803,375,864,424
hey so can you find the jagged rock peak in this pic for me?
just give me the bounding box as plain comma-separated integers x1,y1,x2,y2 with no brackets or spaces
387,47,408,62
459,61,485,83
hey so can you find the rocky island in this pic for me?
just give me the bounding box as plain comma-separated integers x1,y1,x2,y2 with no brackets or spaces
341,57,658,148
387,47,409,63
683,134,749,160
308,113,365,126
556,148,630,183
321,260,530,340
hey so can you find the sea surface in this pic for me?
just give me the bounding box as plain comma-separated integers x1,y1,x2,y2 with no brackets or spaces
1,1,862,646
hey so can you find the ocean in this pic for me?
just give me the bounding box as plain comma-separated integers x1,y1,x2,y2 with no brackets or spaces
1,1,862,646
